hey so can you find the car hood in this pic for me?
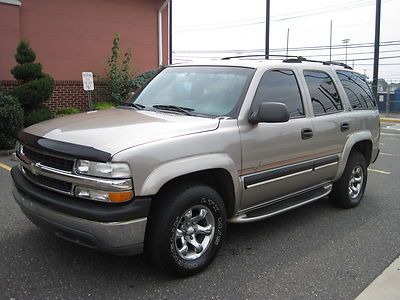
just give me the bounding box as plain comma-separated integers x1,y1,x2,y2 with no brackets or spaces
24,108,220,155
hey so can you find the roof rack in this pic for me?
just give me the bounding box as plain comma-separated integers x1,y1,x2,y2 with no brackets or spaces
220,54,353,70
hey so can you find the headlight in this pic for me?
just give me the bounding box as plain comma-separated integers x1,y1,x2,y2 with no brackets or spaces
75,160,131,178
75,186,133,203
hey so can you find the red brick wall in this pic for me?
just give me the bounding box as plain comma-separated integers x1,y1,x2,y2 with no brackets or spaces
1,80,109,113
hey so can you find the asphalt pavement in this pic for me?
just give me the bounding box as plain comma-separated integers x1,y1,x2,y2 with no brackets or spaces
0,123,399,299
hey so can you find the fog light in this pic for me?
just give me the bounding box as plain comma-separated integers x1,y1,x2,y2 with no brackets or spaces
75,186,133,203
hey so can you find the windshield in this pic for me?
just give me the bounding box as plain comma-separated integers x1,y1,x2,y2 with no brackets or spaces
131,66,254,117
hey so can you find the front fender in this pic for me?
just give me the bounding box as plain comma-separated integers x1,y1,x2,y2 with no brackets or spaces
334,130,372,181
139,153,240,207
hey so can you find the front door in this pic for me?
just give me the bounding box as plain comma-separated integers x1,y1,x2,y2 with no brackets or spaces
239,68,317,210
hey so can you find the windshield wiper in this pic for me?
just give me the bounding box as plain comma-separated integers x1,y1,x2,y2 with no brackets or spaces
119,102,146,110
152,104,194,116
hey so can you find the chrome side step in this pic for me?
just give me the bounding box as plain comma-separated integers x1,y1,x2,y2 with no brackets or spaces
229,184,332,223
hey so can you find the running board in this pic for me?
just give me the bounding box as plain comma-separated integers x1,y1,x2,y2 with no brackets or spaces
229,184,332,223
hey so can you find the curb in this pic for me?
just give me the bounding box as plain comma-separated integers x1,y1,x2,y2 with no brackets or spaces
380,118,400,123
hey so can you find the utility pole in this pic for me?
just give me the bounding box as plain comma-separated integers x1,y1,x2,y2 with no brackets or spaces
286,28,290,58
265,0,270,59
372,0,381,100
329,20,332,61
342,38,350,64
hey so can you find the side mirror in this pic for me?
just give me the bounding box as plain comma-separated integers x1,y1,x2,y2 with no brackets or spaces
249,102,290,124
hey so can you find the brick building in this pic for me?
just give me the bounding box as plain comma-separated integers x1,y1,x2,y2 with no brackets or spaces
0,0,171,111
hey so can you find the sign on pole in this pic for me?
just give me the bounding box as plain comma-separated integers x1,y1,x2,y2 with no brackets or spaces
82,72,94,109
82,72,94,91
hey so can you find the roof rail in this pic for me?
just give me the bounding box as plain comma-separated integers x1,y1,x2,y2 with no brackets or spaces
221,54,353,70
221,54,299,60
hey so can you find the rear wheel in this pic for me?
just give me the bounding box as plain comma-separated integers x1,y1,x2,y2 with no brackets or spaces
145,183,226,277
330,152,368,208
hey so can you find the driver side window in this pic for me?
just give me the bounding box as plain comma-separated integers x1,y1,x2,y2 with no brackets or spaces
252,69,305,118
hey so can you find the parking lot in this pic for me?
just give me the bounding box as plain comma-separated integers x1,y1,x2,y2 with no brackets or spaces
0,123,399,300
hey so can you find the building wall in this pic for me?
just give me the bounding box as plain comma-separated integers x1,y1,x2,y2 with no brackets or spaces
0,0,168,80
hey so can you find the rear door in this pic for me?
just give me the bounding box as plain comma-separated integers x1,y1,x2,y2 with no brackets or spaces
301,69,352,182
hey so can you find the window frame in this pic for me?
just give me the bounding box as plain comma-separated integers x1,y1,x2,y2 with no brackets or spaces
303,69,344,117
250,68,306,120
335,70,377,110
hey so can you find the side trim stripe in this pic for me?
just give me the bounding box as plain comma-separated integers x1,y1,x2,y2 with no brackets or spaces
243,154,339,189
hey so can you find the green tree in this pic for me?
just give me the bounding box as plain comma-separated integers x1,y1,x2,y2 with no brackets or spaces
103,34,133,104
11,41,54,122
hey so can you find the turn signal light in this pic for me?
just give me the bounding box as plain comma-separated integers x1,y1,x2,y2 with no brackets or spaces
109,191,134,203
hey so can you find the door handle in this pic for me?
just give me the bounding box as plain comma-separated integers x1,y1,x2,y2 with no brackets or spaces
301,128,313,140
341,122,350,132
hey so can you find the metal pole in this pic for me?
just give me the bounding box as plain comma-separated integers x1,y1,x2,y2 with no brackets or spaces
329,20,332,61
286,28,290,58
342,38,350,64
265,0,270,59
168,1,172,65
372,0,381,100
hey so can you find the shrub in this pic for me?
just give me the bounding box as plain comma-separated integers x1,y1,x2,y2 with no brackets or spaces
102,34,133,104
55,107,80,117
14,40,36,64
94,101,115,110
11,62,43,82
24,105,53,127
12,75,54,110
130,69,158,90
11,41,54,113
0,91,24,149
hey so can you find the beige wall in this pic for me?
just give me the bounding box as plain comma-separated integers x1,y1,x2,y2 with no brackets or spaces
0,0,169,80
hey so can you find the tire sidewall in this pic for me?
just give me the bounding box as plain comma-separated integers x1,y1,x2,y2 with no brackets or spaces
343,153,368,207
157,186,227,275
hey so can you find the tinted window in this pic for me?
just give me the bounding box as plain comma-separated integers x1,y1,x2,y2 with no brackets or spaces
252,69,304,118
336,70,376,109
303,70,343,115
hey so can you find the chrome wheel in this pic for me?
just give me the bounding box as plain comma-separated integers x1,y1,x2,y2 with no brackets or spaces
348,165,364,199
174,205,215,260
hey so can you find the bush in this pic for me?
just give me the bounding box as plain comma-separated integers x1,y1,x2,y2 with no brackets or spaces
11,41,54,113
130,69,158,90
14,40,36,64
11,62,43,82
0,92,24,149
94,101,115,110
24,105,53,127
12,75,54,110
101,34,133,104
55,107,80,117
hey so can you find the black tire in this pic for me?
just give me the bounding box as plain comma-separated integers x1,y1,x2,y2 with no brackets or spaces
330,151,368,208
145,183,227,277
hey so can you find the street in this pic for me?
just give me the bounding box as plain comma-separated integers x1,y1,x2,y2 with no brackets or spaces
0,123,399,300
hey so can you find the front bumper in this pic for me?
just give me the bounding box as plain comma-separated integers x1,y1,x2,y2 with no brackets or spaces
11,167,150,255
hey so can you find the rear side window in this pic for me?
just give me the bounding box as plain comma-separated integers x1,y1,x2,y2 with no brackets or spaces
336,70,376,109
252,69,304,118
303,70,343,116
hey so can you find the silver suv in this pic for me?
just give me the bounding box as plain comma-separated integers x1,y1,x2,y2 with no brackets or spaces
11,57,380,277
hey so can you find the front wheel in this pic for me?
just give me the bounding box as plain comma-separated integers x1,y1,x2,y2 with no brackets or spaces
145,183,227,277
330,152,368,208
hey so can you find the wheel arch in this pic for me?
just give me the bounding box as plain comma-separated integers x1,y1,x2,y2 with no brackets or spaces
334,131,373,181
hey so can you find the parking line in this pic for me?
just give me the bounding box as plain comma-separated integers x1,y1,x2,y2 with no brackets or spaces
368,168,391,175
0,162,11,172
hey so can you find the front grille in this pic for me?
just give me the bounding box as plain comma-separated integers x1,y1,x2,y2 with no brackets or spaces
24,168,72,193
23,147,74,172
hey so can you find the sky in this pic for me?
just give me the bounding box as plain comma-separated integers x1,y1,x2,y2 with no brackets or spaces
171,0,400,83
